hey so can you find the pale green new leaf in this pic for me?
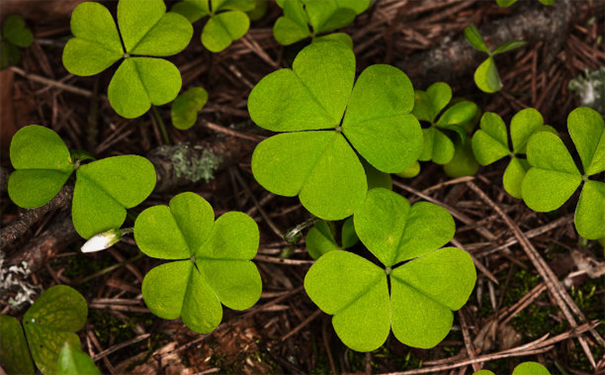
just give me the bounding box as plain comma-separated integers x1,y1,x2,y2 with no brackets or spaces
343,64,422,172
108,58,182,118
23,286,87,375
492,40,527,55
471,112,509,165
3,14,34,48
62,2,123,76
171,87,208,130
202,11,250,52
475,57,503,93
73,155,156,239
425,82,453,121
419,127,455,165
502,157,528,199
57,342,101,375
464,23,489,54
436,101,478,129
575,180,605,240
8,125,74,209
568,107,605,176
0,314,34,375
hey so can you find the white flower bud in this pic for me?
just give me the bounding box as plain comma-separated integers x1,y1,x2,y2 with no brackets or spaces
81,229,123,253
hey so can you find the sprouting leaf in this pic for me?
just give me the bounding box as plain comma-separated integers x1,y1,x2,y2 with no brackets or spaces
73,155,156,239
464,23,489,54
415,82,452,122
249,42,422,220
471,112,509,165
63,0,193,118
474,57,502,93
135,192,262,333
23,285,88,375
522,107,605,239
171,87,209,130
0,314,35,375
305,188,476,351
3,14,34,48
395,160,421,179
492,40,527,55
419,127,455,165
1,39,21,68
8,125,74,208
57,342,101,375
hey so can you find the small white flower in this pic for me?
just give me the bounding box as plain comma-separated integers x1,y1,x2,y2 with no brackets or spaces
81,229,123,253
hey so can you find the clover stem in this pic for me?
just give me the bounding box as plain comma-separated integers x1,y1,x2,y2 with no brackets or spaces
151,105,171,145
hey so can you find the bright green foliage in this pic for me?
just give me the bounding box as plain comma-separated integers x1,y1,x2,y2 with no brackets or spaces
496,0,554,7
135,192,262,333
306,217,359,259
8,125,156,239
464,23,527,93
249,42,422,220
63,0,193,118
522,107,605,239
0,314,34,374
413,82,478,165
57,342,101,375
473,361,550,375
472,109,555,198
273,0,369,46
395,160,421,178
1,14,34,68
304,188,476,351
172,0,255,52
171,87,209,130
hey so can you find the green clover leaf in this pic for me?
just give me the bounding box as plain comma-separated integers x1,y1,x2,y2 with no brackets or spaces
522,107,605,239
306,217,358,259
474,361,551,375
57,342,101,375
63,0,193,118
1,14,34,68
472,109,555,198
171,87,209,130
249,42,422,220
23,285,88,375
0,314,35,374
135,192,262,333
304,188,476,351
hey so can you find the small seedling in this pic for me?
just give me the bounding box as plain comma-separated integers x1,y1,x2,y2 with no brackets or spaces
522,107,605,240
248,41,423,220
8,125,156,239
474,361,550,375
134,192,262,333
472,108,556,198
496,0,554,7
273,0,369,47
306,217,359,259
171,87,209,130
57,342,101,375
0,285,89,375
0,14,33,69
62,0,193,118
304,188,476,351
172,0,255,52
464,23,527,93
413,82,479,165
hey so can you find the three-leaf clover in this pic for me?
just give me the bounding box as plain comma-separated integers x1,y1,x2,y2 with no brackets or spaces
304,188,476,351
273,0,369,46
464,23,527,93
413,82,479,165
248,41,423,220
472,108,555,198
172,0,255,52
62,0,193,118
8,125,156,239
0,285,88,375
306,217,359,259
1,14,33,69
171,87,209,130
522,107,605,240
134,192,262,333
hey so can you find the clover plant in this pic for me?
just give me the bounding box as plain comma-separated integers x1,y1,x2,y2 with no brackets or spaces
304,188,476,351
134,192,262,333
413,82,479,165
464,23,527,93
248,41,423,220
0,285,88,375
172,0,255,52
472,108,556,198
8,125,156,239
306,217,359,259
496,0,554,7
171,87,209,130
273,0,369,47
474,361,550,375
57,342,101,375
522,107,605,240
62,0,193,118
0,14,33,69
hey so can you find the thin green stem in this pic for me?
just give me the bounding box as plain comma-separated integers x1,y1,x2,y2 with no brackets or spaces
151,105,170,145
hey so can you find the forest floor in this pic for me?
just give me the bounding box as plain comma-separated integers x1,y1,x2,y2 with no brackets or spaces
1,0,604,374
